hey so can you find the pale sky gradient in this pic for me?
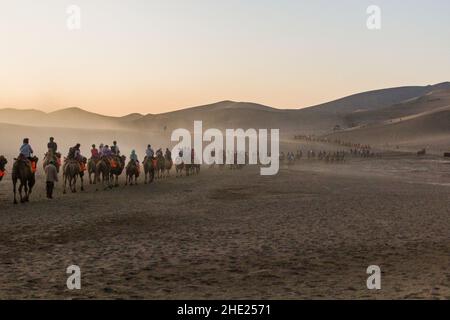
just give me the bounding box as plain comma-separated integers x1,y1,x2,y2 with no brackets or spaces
1,0,449,116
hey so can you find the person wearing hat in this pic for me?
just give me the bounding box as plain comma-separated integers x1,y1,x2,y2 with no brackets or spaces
45,159,58,199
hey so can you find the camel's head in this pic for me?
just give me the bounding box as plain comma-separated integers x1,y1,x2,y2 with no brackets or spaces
120,155,126,164
30,156,39,164
81,157,87,164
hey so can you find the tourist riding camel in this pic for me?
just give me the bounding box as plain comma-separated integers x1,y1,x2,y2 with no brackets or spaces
67,144,79,160
102,145,112,158
91,144,99,160
111,141,121,156
130,150,139,170
143,144,154,164
126,151,140,185
165,148,172,161
43,137,62,172
98,143,105,156
18,138,36,172
47,137,58,154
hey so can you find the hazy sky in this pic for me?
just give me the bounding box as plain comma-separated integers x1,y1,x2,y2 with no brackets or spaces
1,0,449,116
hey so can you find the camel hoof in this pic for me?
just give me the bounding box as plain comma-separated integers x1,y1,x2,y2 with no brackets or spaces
14,201,18,205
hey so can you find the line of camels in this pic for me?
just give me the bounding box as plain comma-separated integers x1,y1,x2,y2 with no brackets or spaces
0,151,201,205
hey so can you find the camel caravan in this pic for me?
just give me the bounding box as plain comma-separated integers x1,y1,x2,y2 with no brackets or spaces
1,138,201,205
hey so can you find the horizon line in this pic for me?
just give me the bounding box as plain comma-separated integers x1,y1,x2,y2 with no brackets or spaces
1,81,448,118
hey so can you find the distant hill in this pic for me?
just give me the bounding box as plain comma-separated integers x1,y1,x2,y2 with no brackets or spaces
327,88,450,153
0,82,450,142
306,82,450,115
0,107,126,129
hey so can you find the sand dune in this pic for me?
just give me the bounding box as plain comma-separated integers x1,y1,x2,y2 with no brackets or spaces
2,82,448,134
328,90,450,154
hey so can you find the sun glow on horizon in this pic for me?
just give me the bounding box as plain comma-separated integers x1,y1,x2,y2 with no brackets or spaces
1,0,450,117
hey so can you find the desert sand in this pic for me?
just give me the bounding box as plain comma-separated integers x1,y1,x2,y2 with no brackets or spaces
1,83,449,299
0,152,449,299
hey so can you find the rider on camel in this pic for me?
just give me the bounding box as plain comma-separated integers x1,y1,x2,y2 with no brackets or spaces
47,137,58,154
68,144,83,162
91,144,99,159
102,145,112,158
19,138,36,172
143,145,154,163
20,138,34,160
111,141,120,156
165,148,172,161
130,150,140,173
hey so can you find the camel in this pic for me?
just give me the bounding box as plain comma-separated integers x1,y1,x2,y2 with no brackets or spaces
87,157,98,184
109,155,126,187
417,149,427,156
175,158,184,177
63,158,86,194
125,160,140,185
12,156,38,204
156,153,165,179
95,158,111,190
143,157,155,184
0,156,7,182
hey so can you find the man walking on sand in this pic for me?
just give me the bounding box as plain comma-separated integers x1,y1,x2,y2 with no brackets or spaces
45,160,58,199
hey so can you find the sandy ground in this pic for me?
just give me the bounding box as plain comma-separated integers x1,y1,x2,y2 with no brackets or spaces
0,155,449,299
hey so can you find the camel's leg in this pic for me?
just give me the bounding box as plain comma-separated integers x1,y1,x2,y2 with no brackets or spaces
80,175,84,191
24,182,30,202
18,182,24,203
72,176,77,193
63,174,67,194
13,179,18,204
